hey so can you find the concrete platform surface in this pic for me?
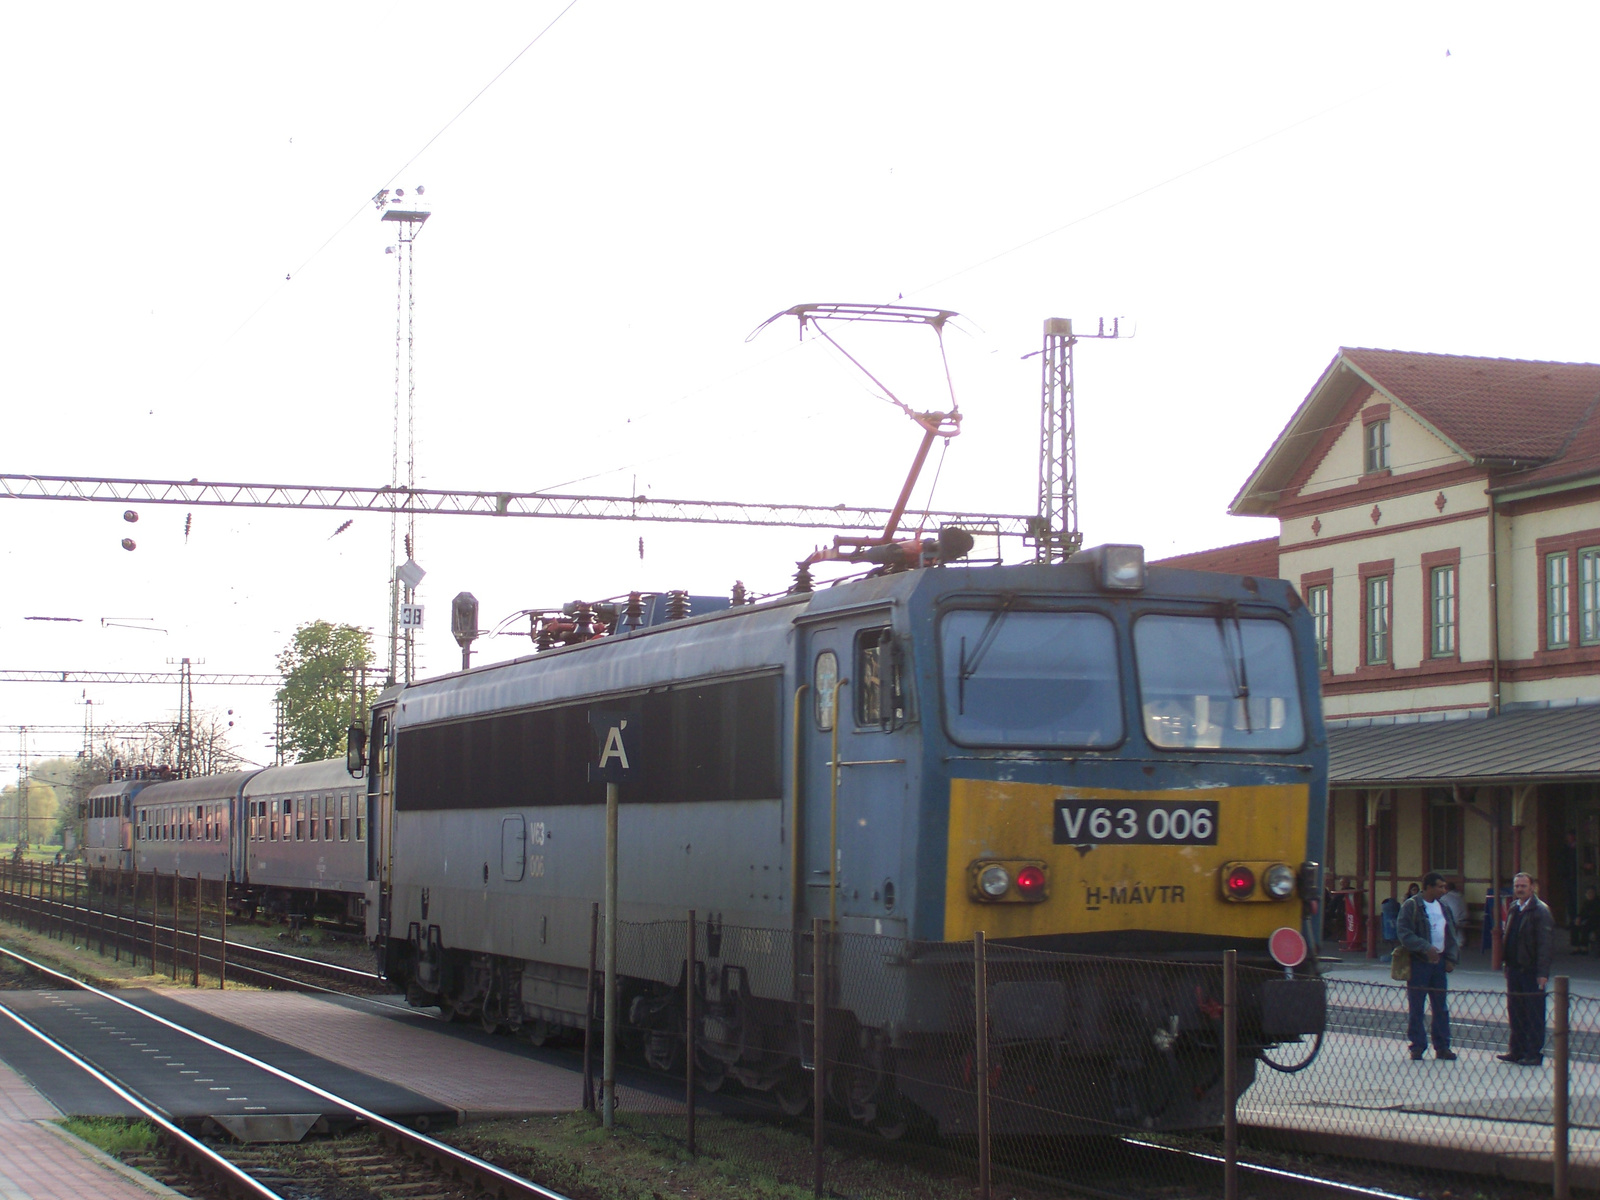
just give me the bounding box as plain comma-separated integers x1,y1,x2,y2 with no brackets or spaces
158,990,656,1116
0,990,449,1124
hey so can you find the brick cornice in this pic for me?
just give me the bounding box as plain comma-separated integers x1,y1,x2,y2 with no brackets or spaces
1274,460,1486,520
1280,506,1485,554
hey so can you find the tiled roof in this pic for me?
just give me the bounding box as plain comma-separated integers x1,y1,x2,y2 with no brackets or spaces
1341,347,1600,473
1329,704,1600,787
1151,537,1280,578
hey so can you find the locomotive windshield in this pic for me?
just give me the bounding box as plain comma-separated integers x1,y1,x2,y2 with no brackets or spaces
941,609,1122,747
1133,613,1304,751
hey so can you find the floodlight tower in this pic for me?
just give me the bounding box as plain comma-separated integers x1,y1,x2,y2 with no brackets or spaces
378,187,430,684
1028,317,1128,564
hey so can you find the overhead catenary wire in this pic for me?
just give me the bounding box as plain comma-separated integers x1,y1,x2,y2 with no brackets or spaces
223,0,583,344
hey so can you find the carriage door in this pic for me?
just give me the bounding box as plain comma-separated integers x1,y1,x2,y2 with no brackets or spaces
367,702,397,943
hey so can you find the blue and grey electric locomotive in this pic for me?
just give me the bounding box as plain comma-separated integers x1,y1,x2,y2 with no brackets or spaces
368,544,1328,1135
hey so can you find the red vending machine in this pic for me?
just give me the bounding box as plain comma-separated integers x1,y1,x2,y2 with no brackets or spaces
1340,890,1365,951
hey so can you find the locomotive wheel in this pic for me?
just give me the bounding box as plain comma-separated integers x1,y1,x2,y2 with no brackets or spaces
873,1110,909,1141
774,1072,810,1116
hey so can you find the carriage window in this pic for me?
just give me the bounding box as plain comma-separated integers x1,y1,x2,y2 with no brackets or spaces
309,796,319,840
940,609,1122,747
324,795,333,841
270,799,279,841
354,794,365,841
1133,614,1305,752
295,798,305,841
340,794,350,841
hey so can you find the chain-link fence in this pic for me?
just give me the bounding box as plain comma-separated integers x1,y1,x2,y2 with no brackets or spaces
577,913,1589,1199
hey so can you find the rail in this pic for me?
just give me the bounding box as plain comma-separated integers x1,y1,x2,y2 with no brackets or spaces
0,995,283,1200
0,944,575,1200
0,859,380,992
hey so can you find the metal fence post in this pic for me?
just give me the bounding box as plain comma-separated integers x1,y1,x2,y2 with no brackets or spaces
1224,949,1238,1200
686,909,696,1156
97,869,107,955
975,930,992,1200
1555,975,1570,1200
193,871,202,987
218,878,227,989
583,900,598,1113
149,870,157,971
171,868,179,980
113,867,122,962
813,915,826,1199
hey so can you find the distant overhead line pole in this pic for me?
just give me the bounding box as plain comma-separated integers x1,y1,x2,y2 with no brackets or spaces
0,670,281,686
0,474,1033,538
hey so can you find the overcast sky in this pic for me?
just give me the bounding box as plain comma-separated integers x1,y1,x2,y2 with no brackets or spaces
4,3,1597,770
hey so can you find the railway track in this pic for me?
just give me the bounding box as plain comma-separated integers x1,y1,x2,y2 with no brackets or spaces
0,866,383,993
0,945,571,1200
0,876,1445,1199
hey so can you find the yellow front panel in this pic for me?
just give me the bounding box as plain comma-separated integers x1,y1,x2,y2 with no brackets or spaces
943,779,1309,942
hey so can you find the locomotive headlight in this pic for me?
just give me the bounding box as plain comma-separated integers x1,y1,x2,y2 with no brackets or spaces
1263,863,1296,899
979,865,1012,898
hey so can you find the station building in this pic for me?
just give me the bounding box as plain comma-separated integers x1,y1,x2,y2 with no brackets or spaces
1160,347,1600,952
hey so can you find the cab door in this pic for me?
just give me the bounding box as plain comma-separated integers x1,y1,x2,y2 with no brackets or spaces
800,625,849,928
799,616,908,932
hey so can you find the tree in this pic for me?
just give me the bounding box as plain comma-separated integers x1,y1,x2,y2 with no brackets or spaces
276,620,374,763
0,779,57,846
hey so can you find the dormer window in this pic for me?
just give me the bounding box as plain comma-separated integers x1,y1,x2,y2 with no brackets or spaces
1364,418,1391,473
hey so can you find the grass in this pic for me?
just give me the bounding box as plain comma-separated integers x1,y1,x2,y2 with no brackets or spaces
60,1116,158,1158
0,843,67,863
443,1111,1009,1200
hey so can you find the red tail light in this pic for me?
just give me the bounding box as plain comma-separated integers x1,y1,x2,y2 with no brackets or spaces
1015,865,1047,898
1225,865,1256,899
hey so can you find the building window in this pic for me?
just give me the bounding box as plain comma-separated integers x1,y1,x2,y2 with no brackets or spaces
1307,584,1330,670
1548,551,1572,648
1364,419,1391,473
1374,804,1396,875
1429,565,1457,657
1581,548,1600,646
1366,575,1391,664
1429,791,1462,873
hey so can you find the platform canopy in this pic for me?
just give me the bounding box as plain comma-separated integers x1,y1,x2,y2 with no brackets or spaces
1329,704,1600,789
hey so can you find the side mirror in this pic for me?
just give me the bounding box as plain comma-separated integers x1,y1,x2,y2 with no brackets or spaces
346,723,369,778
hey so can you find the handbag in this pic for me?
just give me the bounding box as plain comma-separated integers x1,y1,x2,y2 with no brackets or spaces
1390,944,1411,981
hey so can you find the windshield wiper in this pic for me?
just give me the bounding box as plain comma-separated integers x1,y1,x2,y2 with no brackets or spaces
957,594,1016,715
1214,602,1252,733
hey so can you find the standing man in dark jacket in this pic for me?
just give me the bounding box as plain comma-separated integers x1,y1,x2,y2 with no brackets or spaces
1500,872,1555,1066
1398,872,1458,1060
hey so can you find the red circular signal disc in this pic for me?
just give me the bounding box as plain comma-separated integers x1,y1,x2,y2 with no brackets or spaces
1269,926,1308,968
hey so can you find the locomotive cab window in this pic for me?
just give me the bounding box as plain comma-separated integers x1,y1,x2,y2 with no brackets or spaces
814,651,840,731
856,626,908,729
940,608,1122,747
1133,613,1305,751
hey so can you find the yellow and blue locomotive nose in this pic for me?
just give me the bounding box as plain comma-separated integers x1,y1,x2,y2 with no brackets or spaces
943,779,1310,946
